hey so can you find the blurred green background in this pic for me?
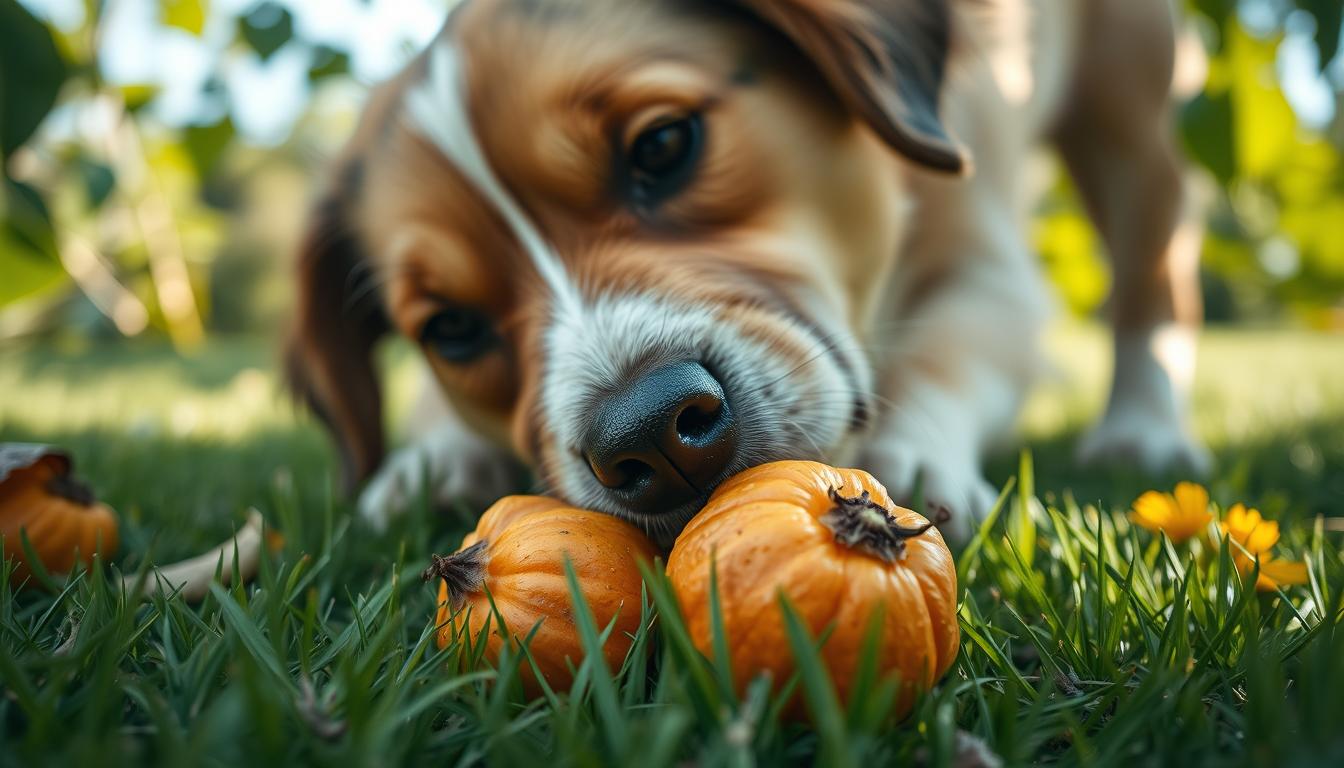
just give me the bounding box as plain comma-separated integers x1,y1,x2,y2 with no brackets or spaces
1,0,1343,343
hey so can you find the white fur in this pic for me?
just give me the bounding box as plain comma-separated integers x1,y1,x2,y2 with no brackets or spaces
371,39,588,526
542,292,866,540
1077,323,1211,474
391,30,1052,540
358,393,521,532
395,39,876,539
367,2,1204,547
406,41,584,320
863,162,1053,539
860,358,1024,543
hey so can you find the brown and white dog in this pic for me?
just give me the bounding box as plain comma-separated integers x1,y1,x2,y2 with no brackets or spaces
286,0,1209,547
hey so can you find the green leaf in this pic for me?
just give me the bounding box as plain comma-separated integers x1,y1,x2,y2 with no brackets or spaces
1191,0,1236,35
183,117,235,178
1,176,54,252
0,176,62,304
1181,90,1236,184
162,0,208,36
211,582,293,689
0,0,67,157
563,556,629,758
1013,450,1038,570
1296,0,1342,70
637,559,725,717
238,2,294,62
0,236,65,307
308,45,350,81
957,476,1015,586
120,84,159,114
777,594,853,768
1228,26,1298,181
15,527,60,593
707,550,735,699
74,156,116,208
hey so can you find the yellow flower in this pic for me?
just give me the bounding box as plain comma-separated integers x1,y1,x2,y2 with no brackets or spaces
1251,557,1310,592
1219,504,1309,592
1130,482,1212,543
1220,504,1280,556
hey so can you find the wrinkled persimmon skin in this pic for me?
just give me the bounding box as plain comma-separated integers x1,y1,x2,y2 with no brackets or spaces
435,496,658,692
666,461,959,718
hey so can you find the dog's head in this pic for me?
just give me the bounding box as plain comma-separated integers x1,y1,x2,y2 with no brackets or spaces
287,0,964,544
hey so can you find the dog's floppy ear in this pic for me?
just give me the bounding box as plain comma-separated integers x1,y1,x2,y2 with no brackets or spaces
729,0,966,173
285,162,390,491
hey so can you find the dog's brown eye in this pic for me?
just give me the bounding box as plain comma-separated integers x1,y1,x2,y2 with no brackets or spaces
627,113,702,205
421,307,495,363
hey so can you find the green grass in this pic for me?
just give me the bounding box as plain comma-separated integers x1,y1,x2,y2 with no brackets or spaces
1,325,1343,766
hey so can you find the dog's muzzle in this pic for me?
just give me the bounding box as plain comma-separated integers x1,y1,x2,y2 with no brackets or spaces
581,361,738,516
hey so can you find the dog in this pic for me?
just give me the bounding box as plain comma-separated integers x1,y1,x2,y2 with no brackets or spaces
285,0,1210,547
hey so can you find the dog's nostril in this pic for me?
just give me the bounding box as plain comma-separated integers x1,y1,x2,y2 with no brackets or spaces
582,361,738,510
612,458,655,490
675,399,723,443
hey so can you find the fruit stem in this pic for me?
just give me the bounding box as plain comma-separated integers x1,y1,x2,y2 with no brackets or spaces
820,488,946,562
46,473,96,506
421,540,489,608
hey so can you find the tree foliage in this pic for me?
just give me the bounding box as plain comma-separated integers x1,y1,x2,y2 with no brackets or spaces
0,0,1341,339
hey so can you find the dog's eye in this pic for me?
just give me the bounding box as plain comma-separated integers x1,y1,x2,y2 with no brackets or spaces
627,113,702,205
421,308,495,363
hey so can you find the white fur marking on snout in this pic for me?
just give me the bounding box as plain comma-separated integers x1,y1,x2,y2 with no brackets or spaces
541,293,861,533
400,42,871,530
406,42,584,318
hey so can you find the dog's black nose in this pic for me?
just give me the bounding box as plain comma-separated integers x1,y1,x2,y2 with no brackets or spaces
583,362,738,514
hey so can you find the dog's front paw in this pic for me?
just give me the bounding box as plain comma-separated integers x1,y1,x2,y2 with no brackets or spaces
859,439,997,545
357,429,522,533
1076,413,1212,477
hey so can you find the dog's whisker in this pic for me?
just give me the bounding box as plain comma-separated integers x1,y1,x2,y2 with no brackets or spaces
343,275,394,316
778,415,828,458
733,323,862,403
342,262,422,317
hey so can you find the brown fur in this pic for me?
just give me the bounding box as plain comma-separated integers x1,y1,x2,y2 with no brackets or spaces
288,0,1207,528
292,0,943,478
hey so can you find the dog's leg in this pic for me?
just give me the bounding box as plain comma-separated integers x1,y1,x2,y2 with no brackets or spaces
357,369,524,531
861,358,1017,544
1055,0,1210,474
860,196,1051,543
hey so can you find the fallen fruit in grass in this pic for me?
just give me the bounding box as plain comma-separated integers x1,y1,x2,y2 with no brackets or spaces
425,496,658,691
0,444,119,582
666,460,959,718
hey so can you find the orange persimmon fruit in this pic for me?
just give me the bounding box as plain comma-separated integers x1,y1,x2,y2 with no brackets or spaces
426,495,658,692
0,444,119,582
666,460,959,718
